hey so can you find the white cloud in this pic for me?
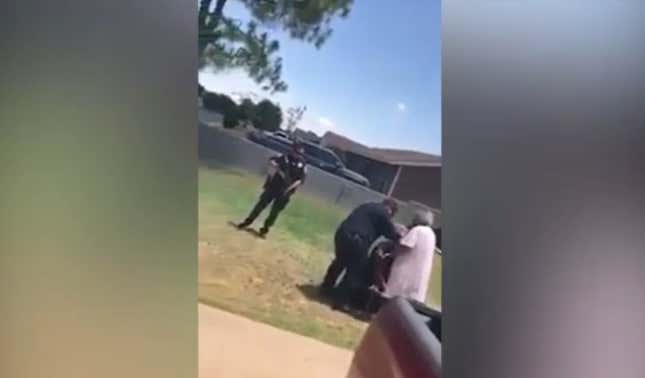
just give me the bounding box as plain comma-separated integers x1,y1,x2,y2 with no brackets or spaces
318,117,335,128
198,70,294,106
396,102,407,112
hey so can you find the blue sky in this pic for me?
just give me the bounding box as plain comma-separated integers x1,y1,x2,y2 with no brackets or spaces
199,1,441,155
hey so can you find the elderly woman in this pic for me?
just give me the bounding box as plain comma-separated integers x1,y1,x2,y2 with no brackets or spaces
384,210,437,303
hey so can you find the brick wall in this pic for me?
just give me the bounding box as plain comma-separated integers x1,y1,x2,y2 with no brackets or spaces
392,166,442,210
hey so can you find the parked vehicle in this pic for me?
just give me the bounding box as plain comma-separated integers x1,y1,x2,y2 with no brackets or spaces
247,131,371,187
268,132,293,146
346,297,441,378
300,142,371,187
272,130,291,140
246,130,293,155
339,169,371,188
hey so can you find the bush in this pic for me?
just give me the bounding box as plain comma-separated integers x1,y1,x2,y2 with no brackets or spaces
223,115,238,129
203,91,240,128
201,91,283,131
253,99,283,132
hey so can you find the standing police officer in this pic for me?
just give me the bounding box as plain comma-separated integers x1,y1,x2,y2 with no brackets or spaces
236,141,307,238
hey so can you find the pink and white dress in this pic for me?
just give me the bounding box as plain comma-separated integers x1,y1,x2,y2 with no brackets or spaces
385,225,436,303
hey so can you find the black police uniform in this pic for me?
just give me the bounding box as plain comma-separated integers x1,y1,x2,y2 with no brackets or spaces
321,202,400,309
239,152,307,235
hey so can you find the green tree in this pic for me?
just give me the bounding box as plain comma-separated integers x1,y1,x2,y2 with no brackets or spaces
202,91,241,128
253,99,283,132
198,0,353,93
238,97,257,125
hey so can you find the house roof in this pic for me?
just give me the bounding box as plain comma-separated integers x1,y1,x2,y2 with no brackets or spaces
321,131,441,167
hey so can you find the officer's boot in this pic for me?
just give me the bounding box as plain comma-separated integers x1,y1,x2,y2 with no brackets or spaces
236,219,251,229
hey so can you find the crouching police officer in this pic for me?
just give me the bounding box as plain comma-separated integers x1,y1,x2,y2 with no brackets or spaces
236,141,307,238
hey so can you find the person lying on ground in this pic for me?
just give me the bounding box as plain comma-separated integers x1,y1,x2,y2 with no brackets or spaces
383,210,437,303
319,198,402,312
236,141,307,238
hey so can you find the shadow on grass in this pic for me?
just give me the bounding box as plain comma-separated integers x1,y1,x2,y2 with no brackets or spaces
296,284,372,323
226,221,266,239
296,284,333,307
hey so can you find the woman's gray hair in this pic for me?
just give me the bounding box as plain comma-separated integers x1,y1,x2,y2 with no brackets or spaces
412,210,434,227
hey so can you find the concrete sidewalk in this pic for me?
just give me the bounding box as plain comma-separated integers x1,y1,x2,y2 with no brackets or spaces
199,303,353,378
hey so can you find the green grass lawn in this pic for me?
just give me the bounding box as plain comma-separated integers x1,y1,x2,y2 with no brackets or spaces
198,163,442,349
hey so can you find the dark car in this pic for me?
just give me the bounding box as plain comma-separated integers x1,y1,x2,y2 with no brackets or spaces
247,131,370,187
339,169,371,187
272,130,291,140
246,130,293,155
346,297,442,378
300,142,371,187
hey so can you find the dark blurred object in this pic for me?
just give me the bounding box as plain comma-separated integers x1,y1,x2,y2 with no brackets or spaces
367,240,396,291
408,299,442,342
346,237,397,313
346,297,441,378
433,227,442,250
